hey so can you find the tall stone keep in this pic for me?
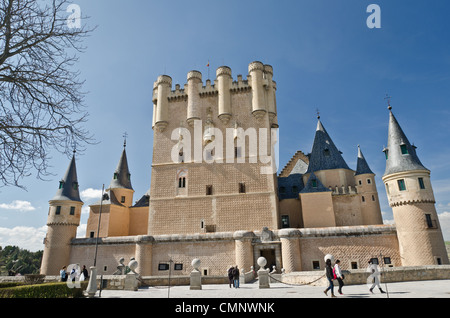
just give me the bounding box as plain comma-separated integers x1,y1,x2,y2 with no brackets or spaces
148,61,279,235
40,152,83,275
382,107,449,266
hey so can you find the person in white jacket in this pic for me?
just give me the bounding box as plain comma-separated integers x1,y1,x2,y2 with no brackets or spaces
367,260,386,294
333,260,344,295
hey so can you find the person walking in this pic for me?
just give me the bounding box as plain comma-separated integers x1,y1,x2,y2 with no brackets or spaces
227,266,234,288
81,265,89,281
232,265,240,288
334,260,344,295
60,266,67,282
323,259,336,297
367,260,386,294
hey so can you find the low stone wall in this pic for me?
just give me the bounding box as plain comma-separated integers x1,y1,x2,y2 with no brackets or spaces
282,265,450,286
3,265,449,290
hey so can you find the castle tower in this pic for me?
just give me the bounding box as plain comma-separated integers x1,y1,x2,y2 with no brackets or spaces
108,143,134,208
40,152,83,275
382,107,449,265
148,61,279,235
355,145,383,225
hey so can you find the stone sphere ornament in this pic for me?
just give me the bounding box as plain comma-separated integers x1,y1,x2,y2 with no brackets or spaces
128,259,138,272
191,258,201,270
324,254,334,263
257,256,267,269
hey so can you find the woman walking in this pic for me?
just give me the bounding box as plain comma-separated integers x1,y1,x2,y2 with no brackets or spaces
323,259,336,297
334,260,344,295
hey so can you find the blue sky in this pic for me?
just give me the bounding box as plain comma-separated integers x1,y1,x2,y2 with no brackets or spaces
1,0,450,251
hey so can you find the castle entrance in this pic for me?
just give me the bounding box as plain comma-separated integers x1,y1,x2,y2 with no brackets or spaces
253,243,282,273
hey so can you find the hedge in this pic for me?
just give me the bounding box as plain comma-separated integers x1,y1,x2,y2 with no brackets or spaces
0,281,88,298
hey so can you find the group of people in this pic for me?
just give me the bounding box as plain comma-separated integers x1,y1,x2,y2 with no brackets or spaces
227,265,241,288
59,264,89,282
324,259,386,297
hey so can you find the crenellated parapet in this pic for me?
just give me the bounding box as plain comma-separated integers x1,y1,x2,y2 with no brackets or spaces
151,61,278,131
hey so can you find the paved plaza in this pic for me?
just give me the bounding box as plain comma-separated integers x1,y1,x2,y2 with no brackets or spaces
97,279,450,299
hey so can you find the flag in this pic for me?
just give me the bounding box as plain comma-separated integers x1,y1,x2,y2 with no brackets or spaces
207,61,210,67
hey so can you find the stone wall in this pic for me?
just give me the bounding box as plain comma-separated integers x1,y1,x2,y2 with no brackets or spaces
282,265,450,286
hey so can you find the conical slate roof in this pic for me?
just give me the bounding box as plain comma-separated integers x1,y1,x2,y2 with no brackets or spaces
306,118,350,174
109,147,133,190
383,109,428,177
51,153,82,202
355,145,374,176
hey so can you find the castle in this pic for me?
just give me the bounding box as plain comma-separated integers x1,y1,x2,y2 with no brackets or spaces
40,61,449,278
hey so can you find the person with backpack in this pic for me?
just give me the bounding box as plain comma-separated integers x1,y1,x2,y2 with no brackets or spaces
232,265,240,288
323,258,336,297
227,266,234,288
333,259,344,295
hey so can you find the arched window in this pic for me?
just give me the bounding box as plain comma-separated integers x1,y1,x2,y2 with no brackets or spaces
176,169,187,189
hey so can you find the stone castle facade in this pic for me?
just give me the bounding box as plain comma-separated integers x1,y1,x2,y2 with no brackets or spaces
40,61,449,278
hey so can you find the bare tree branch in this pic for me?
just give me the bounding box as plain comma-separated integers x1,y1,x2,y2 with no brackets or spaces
0,0,96,189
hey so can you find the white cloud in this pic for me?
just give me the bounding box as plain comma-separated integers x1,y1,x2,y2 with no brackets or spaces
437,211,450,242
0,226,47,252
77,223,87,238
0,200,36,212
80,188,102,201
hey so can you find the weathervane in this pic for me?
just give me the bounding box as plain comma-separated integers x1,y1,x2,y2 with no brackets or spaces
123,132,128,148
384,94,392,110
72,141,77,154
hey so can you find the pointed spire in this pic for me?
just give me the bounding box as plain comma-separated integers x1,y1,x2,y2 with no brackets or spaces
355,145,374,176
306,118,350,174
51,152,82,202
383,108,428,177
109,146,133,190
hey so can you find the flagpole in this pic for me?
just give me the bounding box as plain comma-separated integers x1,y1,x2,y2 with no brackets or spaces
207,60,210,80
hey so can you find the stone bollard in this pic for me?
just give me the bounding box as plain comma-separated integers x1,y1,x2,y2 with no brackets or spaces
190,258,202,290
257,257,270,289
86,266,97,298
124,258,139,291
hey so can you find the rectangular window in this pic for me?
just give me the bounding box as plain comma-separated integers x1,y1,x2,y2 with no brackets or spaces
70,206,75,215
397,179,406,191
90,231,95,238
178,177,186,188
418,177,425,189
425,214,434,228
351,262,358,269
281,215,290,228
174,264,183,271
311,179,317,188
361,196,365,202
383,257,391,265
56,206,61,215
400,144,409,155
370,258,379,265
239,182,246,193
367,178,371,184
234,146,241,158
158,263,170,271
312,261,320,270
121,196,126,203
385,183,390,194
206,185,213,195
